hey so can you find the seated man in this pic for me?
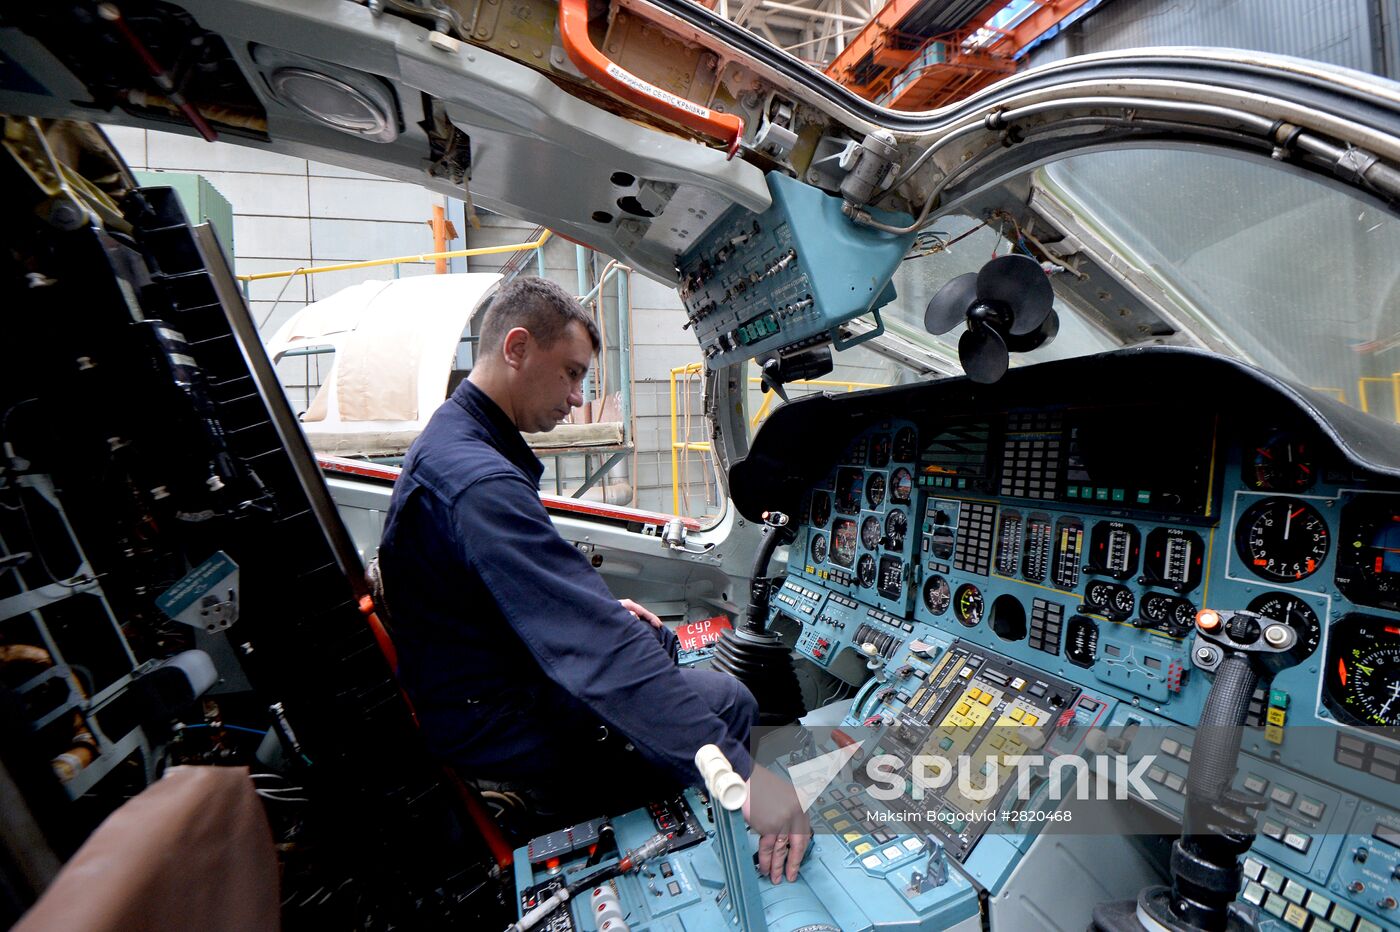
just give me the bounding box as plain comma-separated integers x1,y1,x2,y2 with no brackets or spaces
377,276,808,882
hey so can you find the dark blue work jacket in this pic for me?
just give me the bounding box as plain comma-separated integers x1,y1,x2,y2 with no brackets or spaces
377,380,753,786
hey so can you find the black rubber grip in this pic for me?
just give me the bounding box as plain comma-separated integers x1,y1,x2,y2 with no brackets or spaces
1186,653,1258,806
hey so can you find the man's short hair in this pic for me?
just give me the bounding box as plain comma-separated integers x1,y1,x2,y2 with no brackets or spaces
477,276,601,359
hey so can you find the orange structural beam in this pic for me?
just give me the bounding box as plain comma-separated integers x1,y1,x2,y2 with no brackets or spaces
559,0,743,157
1000,0,1097,51
824,0,930,85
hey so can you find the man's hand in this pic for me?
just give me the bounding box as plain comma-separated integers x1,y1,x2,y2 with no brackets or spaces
742,764,812,883
619,598,663,629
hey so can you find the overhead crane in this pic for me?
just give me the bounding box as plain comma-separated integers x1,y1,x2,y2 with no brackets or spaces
825,0,1103,109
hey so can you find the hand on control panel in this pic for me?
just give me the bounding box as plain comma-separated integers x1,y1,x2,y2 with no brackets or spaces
743,763,812,884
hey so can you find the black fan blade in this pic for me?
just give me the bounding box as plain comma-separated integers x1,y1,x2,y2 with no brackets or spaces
1005,309,1060,354
959,324,1009,384
923,271,979,335
977,254,1053,336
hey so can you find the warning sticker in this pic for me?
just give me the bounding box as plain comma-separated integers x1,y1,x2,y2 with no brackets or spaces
605,63,712,119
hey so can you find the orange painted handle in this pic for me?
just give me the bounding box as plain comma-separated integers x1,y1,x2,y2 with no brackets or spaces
558,0,744,159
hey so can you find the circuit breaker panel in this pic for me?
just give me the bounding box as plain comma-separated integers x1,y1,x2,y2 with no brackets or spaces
677,172,915,368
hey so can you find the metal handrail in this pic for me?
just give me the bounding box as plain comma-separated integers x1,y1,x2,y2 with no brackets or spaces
234,229,554,284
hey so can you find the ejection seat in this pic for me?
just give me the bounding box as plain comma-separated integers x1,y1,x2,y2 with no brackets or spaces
362,556,525,867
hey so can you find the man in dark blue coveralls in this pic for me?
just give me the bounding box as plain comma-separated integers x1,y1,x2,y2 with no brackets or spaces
377,277,808,882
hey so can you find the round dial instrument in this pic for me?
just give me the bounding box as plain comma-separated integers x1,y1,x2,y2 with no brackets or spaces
810,491,831,528
922,575,951,615
885,509,908,551
809,533,828,565
866,473,887,508
1335,496,1400,611
857,553,877,588
1324,615,1400,729
1246,592,1321,662
893,427,917,463
861,516,881,550
954,583,983,627
890,467,913,504
1235,497,1330,582
868,434,892,468
1245,430,1316,493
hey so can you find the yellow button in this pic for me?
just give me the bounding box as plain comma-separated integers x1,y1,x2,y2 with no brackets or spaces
822,808,840,820
1266,707,1287,727
853,842,873,854
1283,904,1308,929
832,819,851,831
969,688,982,699
956,702,971,715
1265,724,1285,744
990,735,1005,749
979,693,993,705
1023,714,1038,726
1009,708,1025,722
845,832,863,843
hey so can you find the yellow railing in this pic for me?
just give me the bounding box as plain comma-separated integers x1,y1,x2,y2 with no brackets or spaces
1357,374,1400,422
670,363,709,515
747,376,888,429
668,363,890,515
234,230,554,287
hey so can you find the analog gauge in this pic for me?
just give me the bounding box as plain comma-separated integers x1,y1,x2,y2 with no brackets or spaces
811,490,832,528
877,555,904,600
809,533,829,565
1142,527,1204,593
1245,430,1316,493
835,468,863,515
831,519,857,567
1110,586,1136,617
1052,518,1085,591
1324,614,1400,729
1023,515,1053,582
955,583,983,627
1085,581,1115,609
1066,616,1099,668
1140,592,1171,623
861,516,882,550
1335,496,1400,611
893,427,917,463
1247,592,1321,662
884,509,908,551
857,553,877,588
890,467,913,504
1139,593,1195,636
1235,497,1330,582
922,575,951,615
866,472,887,508
1088,521,1140,580
868,434,892,468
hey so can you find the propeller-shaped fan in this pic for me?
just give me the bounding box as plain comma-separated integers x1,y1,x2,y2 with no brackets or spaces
923,254,1059,383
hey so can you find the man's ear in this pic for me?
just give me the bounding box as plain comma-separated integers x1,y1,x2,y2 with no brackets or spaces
501,326,531,370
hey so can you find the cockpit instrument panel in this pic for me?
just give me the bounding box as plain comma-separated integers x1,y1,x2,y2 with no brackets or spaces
796,420,919,617
748,349,1400,874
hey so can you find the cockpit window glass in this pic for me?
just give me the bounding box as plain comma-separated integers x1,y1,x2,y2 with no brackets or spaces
1041,149,1400,418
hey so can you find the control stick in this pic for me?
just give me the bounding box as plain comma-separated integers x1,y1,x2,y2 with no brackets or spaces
1093,609,1299,932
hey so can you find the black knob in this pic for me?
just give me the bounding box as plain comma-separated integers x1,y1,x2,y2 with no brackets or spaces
1226,615,1261,644
1355,847,1369,864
